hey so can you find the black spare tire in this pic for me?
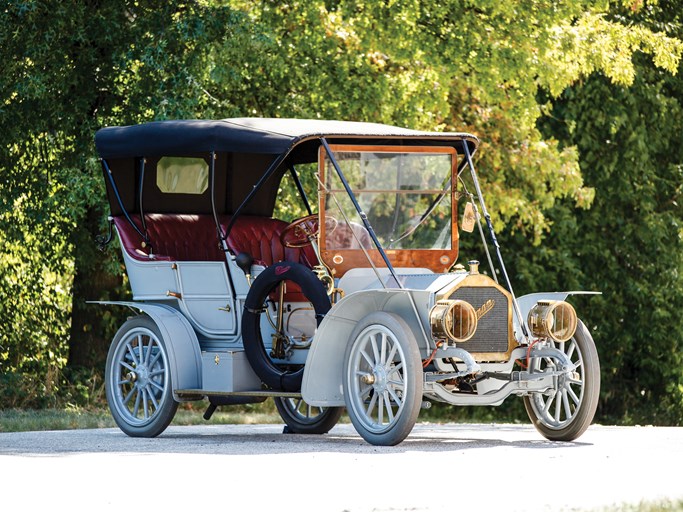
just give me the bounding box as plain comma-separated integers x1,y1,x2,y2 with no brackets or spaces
242,261,331,392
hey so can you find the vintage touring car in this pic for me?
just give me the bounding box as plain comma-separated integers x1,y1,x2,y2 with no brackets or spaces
94,118,600,446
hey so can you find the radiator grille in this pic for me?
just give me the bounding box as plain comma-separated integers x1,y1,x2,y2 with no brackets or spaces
448,286,510,353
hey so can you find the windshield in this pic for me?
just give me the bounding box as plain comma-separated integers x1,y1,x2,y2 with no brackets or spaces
319,145,459,276
322,147,454,249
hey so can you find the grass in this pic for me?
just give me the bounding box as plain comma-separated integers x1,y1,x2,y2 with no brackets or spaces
0,408,116,432
0,400,286,433
0,396,528,433
1,400,514,433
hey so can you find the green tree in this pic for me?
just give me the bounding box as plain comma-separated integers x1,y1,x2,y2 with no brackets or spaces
535,2,683,424
1,0,681,423
0,1,268,405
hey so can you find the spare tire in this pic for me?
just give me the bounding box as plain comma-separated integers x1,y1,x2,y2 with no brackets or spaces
242,261,331,392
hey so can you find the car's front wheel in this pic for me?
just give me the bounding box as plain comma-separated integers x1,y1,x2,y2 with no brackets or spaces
524,320,600,441
343,312,423,446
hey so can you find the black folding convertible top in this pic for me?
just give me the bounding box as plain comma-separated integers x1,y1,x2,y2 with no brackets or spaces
96,118,480,220
95,117,479,158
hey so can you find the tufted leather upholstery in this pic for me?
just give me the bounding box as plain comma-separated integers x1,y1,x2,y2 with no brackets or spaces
115,213,322,303
114,214,223,262
221,216,316,267
113,213,316,269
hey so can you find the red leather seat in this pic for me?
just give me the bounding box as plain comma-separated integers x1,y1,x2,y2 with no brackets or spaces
222,216,317,302
221,215,316,268
113,214,224,261
113,213,319,302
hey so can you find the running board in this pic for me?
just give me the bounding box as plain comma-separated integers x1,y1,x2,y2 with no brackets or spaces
175,389,302,399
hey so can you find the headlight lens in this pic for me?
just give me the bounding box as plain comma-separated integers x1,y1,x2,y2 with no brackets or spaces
430,299,478,342
527,300,577,342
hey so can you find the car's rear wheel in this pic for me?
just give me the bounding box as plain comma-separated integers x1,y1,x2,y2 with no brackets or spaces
105,316,178,437
343,312,423,446
274,397,343,434
524,320,600,441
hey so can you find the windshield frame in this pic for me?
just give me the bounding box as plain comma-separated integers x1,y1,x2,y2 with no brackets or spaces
318,144,459,277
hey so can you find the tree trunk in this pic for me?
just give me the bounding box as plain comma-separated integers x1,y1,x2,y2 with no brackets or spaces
67,205,127,371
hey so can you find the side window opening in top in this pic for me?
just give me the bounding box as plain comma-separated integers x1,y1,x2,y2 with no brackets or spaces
273,162,318,221
156,157,209,195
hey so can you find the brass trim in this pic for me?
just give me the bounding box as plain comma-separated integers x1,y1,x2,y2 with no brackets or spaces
527,300,577,342
429,300,478,342
318,144,459,277
475,299,495,320
435,273,518,362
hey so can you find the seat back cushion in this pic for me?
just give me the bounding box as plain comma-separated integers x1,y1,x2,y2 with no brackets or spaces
114,213,320,303
114,213,316,267
222,215,316,267
113,214,223,261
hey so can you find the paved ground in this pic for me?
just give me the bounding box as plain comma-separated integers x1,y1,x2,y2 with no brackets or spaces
1,422,681,511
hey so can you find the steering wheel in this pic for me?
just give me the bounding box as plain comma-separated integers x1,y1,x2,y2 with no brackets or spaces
281,214,338,248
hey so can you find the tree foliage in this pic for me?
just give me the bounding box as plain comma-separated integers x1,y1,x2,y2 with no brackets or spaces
536,2,683,424
0,0,681,422
0,1,263,404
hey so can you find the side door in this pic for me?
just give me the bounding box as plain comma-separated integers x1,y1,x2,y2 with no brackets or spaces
175,261,237,337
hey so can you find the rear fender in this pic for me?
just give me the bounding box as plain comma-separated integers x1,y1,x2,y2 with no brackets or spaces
301,289,430,407
93,301,202,400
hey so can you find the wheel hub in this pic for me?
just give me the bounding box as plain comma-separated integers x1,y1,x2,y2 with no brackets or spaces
372,365,388,393
130,365,150,387
361,374,375,385
557,370,579,389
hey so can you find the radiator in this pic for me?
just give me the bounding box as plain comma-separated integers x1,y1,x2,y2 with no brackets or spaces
448,286,511,355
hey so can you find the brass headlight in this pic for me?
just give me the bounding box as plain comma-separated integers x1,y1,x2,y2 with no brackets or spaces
430,299,478,343
527,300,577,342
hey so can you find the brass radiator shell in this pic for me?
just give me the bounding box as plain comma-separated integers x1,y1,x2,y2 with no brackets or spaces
438,274,518,362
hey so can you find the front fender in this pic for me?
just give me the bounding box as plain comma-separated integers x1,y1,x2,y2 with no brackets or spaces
301,289,430,407
93,301,202,400
514,291,601,343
